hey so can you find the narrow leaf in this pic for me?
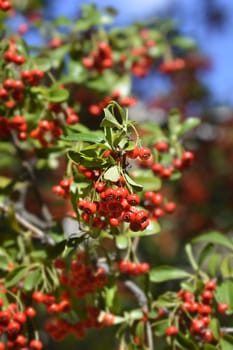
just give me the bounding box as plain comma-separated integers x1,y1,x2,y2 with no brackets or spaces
192,231,233,250
124,173,143,192
61,133,104,143
116,235,128,250
24,269,41,291
104,166,120,182
5,266,28,288
149,266,190,283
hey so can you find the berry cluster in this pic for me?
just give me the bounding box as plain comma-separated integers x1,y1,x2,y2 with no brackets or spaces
30,120,63,147
4,51,26,65
88,90,137,116
32,291,70,315
159,58,185,74
82,42,113,73
130,30,156,77
0,78,25,109
0,298,42,350
57,253,107,298
52,178,73,198
45,306,102,341
165,280,229,344
118,260,150,276
21,70,44,87
137,145,195,180
10,115,27,141
143,191,176,220
0,115,27,141
78,185,149,232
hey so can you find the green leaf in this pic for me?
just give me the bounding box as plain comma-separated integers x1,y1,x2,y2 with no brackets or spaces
33,57,51,71
185,244,198,271
220,255,233,278
61,133,104,143
209,318,220,340
0,176,11,188
125,309,144,321
127,221,160,238
101,108,122,129
192,231,233,250
68,150,105,168
130,171,162,191
104,165,120,182
140,220,160,236
178,118,200,136
168,109,181,135
124,173,143,192
153,319,169,336
5,266,28,288
0,254,10,270
157,292,178,308
215,280,233,310
46,240,66,259
0,291,8,308
116,235,128,250
220,334,233,350
149,266,190,283
207,253,221,276
54,16,71,26
135,321,144,343
23,268,41,291
198,243,215,267
203,344,218,350
105,285,117,309
172,36,196,49
48,86,69,103
175,332,199,350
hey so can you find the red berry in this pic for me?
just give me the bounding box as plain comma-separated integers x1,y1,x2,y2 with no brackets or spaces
217,303,229,314
7,321,21,336
203,329,214,342
198,304,211,315
25,307,36,318
139,147,151,160
190,318,205,334
164,202,176,213
154,141,169,152
109,218,119,227
29,339,43,350
166,325,178,336
205,280,217,290
101,312,115,326
15,335,27,346
127,194,140,206
201,290,213,301
139,262,150,273
14,312,27,324
126,147,139,159
1,1,12,11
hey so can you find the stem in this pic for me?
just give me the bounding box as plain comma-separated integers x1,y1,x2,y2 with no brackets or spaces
124,280,154,350
0,203,54,244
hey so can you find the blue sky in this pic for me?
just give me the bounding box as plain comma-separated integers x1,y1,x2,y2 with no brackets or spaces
43,0,233,105
9,0,233,105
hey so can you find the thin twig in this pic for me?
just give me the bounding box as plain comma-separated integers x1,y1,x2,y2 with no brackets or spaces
124,280,154,350
0,202,54,244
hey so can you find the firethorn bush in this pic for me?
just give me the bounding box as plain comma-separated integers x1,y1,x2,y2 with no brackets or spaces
0,2,233,350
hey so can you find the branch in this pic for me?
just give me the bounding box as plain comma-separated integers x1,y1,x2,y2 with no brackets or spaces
221,328,233,333
10,130,53,225
0,202,54,245
124,280,154,350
